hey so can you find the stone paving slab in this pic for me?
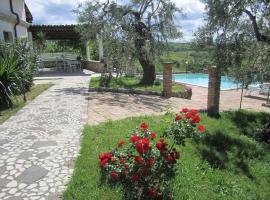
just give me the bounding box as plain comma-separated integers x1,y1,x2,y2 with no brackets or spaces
0,71,91,199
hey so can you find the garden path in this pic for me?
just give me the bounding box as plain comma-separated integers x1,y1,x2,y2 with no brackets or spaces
0,70,92,199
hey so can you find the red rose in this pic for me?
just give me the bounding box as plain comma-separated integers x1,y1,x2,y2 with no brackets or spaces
150,132,156,139
140,167,149,176
119,158,126,164
190,109,199,115
124,164,129,169
99,152,112,161
156,139,167,153
181,108,189,113
117,140,125,148
191,115,201,123
135,138,150,154
100,159,107,168
121,170,126,176
198,124,206,132
131,135,139,143
165,155,174,162
111,171,118,179
148,188,157,197
140,122,148,130
131,173,139,181
147,158,155,167
135,156,144,164
185,112,193,119
175,115,182,121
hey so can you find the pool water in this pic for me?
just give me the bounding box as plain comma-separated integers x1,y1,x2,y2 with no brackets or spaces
159,73,239,90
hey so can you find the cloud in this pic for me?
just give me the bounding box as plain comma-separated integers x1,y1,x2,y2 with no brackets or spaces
25,0,206,42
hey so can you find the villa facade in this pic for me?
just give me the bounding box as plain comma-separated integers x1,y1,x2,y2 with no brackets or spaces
0,0,32,42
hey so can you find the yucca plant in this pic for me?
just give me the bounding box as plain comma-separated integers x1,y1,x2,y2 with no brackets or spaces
0,40,37,110
0,52,20,109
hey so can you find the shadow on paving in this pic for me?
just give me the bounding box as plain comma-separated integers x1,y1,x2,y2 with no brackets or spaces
87,92,184,112
244,95,268,101
54,87,89,96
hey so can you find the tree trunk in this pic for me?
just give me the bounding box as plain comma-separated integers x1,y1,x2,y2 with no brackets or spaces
133,13,156,85
135,39,156,85
239,81,244,109
138,56,156,85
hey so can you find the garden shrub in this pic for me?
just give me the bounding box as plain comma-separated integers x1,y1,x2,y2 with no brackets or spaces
98,108,205,199
0,40,37,109
99,73,112,87
154,80,161,86
256,122,270,144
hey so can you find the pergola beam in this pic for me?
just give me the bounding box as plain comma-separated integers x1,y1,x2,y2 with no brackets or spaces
29,25,80,40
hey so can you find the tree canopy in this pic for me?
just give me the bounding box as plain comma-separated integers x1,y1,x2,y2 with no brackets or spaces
75,0,182,85
194,0,270,114
194,0,269,79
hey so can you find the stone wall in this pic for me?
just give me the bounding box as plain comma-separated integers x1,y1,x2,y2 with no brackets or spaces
88,87,192,99
82,60,105,73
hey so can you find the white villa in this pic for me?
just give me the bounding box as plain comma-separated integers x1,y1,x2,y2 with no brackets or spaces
0,0,32,42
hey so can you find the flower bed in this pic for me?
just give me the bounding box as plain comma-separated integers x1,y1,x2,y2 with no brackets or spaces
64,110,270,200
99,108,205,199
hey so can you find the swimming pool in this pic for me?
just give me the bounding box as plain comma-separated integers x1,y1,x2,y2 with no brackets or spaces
158,73,239,90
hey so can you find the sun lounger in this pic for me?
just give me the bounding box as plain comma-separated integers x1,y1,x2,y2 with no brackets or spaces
246,83,270,96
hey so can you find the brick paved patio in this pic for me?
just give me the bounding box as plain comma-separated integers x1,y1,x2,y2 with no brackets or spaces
88,85,270,125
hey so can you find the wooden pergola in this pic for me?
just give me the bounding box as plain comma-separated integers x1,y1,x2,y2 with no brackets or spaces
29,25,80,40
29,24,104,61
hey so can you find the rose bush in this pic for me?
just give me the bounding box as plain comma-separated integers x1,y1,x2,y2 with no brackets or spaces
98,108,205,199
163,108,205,146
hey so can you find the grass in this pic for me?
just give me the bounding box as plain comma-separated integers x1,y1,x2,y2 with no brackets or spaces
0,84,53,125
63,110,270,200
90,76,185,93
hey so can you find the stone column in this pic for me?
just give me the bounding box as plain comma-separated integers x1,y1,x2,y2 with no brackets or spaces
85,40,91,61
207,66,221,117
162,62,173,97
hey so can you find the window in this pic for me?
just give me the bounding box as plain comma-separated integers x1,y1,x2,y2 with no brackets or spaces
3,31,13,42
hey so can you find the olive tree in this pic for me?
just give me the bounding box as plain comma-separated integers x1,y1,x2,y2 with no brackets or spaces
75,0,182,85
196,0,270,115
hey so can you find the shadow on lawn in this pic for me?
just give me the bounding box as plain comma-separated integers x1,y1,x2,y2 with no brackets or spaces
199,130,265,179
226,111,270,139
115,77,148,89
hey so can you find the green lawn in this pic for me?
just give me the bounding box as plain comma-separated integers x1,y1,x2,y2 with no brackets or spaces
90,76,185,93
63,110,270,200
0,84,53,125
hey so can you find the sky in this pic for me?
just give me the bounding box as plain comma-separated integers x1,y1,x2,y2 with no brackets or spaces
25,0,206,42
